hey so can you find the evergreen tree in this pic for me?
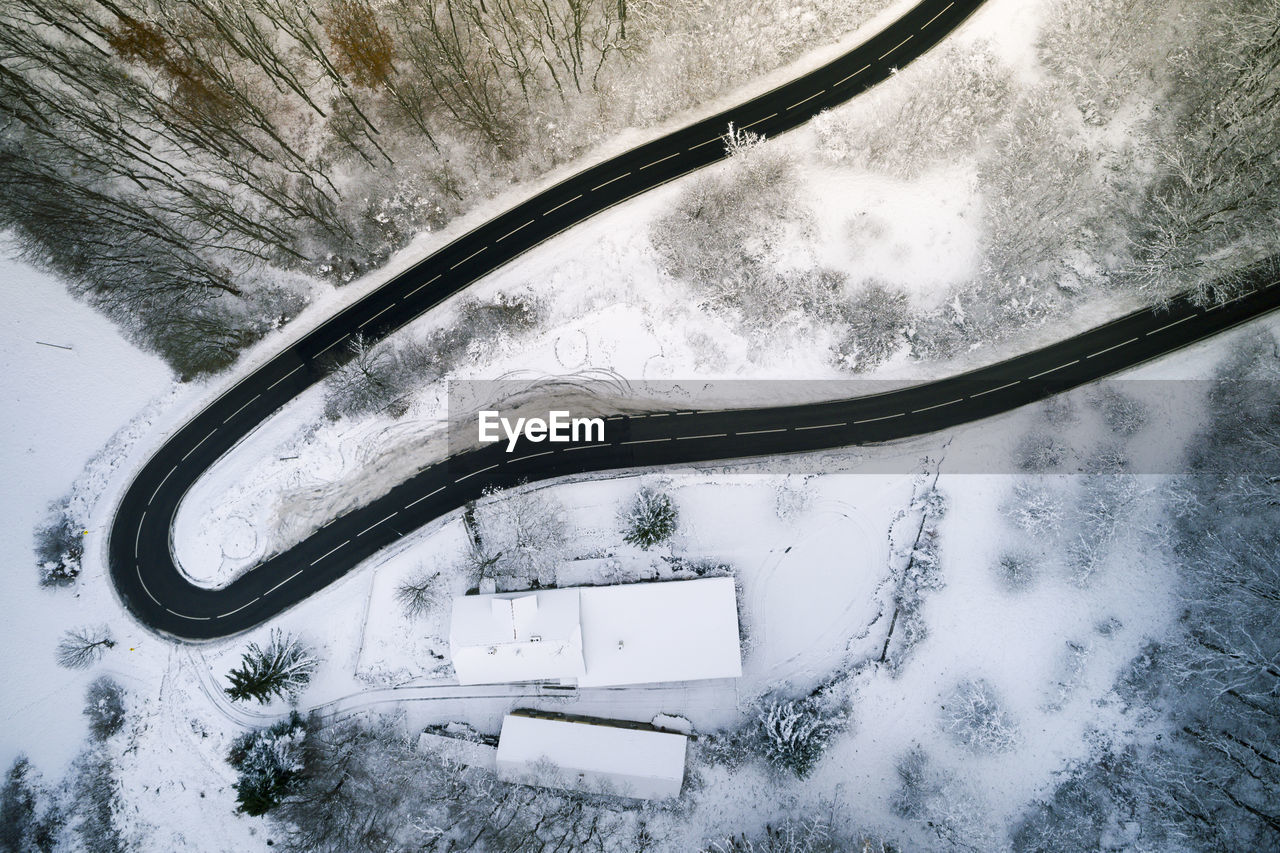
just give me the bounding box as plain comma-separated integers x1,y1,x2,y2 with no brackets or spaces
227,713,310,816
83,677,126,741
224,630,317,704
622,486,678,549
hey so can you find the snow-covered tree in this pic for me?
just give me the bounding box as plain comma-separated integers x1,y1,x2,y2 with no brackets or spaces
2,755,61,852
83,676,126,741
55,626,114,670
227,713,310,816
941,678,1020,753
224,630,317,705
622,486,678,550
756,695,847,778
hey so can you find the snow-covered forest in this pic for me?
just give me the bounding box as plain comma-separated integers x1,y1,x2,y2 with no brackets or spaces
0,0,892,376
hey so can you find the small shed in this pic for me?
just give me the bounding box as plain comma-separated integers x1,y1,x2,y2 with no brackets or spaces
495,712,688,800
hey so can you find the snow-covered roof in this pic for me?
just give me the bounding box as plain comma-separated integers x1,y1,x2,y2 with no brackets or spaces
448,577,741,687
449,589,585,686
496,713,688,800
578,576,741,687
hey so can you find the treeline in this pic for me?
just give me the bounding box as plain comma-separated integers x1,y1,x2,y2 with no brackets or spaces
0,0,628,376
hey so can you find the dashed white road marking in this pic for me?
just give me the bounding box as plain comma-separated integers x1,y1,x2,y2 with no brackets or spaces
134,512,145,558
1146,314,1195,335
543,194,583,215
137,565,162,606
912,398,964,414
835,64,871,86
404,273,442,300
267,364,302,390
359,512,399,537
795,422,845,431
737,427,787,436
358,303,395,329
316,333,349,357
564,443,609,452
455,464,499,483
406,486,446,509
265,569,305,596
310,541,350,567
1086,337,1141,359
676,433,727,440
182,429,218,461
638,152,680,170
449,246,488,270
590,172,630,192
969,380,1019,398
223,394,260,424
853,412,905,424
621,437,672,446
148,465,177,506
741,113,777,130
496,219,535,242
879,34,913,60
509,450,555,463
217,597,259,620
921,1,954,29
689,136,721,151
166,608,210,620
786,91,824,111
1026,359,1080,381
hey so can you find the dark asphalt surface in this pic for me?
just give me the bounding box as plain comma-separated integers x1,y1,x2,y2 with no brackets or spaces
106,0,1280,640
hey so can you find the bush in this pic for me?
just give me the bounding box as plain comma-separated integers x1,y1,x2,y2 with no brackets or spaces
994,551,1038,592
622,486,679,550
33,499,82,588
941,679,1020,753
755,695,847,778
83,677,126,741
830,282,909,372
1015,433,1070,472
227,713,310,816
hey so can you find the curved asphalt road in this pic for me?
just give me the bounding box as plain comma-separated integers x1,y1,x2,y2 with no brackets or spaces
107,0,1280,640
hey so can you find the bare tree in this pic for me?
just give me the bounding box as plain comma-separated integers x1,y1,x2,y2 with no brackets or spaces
55,626,115,670
395,569,444,620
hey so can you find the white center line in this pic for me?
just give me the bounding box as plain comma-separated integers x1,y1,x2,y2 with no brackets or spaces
912,398,964,414
310,541,350,567
358,303,394,329
741,113,778,130
1026,359,1080,381
182,429,218,461
737,427,787,436
217,597,259,620
564,443,609,452
265,569,305,596
134,512,145,558
455,464,499,483
137,565,162,606
267,364,302,390
879,34,913,60
148,464,178,506
590,172,631,192
689,137,721,151
969,380,1019,398
920,1,954,29
496,219,535,242
222,394,261,424
795,422,845,431
358,512,399,537
404,273,442,300
406,486,446,509
835,64,871,87
638,152,681,170
1146,314,1195,335
316,333,349,357
509,450,555,463
1086,337,1141,359
853,412,905,424
449,246,488,270
676,433,728,440
786,91,824,111
543,194,583,215
621,437,672,446
166,608,211,621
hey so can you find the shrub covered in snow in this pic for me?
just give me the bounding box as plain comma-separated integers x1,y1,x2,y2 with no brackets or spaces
227,713,311,816
621,486,679,550
224,629,318,705
994,550,1039,592
941,679,1021,753
755,695,848,778
33,498,82,588
83,677,126,741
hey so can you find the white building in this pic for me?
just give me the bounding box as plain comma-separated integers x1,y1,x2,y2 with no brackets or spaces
449,576,741,687
496,712,688,800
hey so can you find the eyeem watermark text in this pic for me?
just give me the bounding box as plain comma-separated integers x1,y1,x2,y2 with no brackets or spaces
478,410,605,451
